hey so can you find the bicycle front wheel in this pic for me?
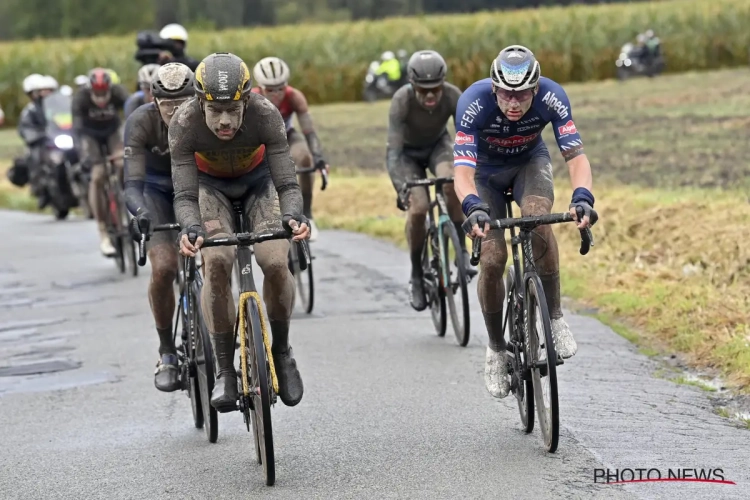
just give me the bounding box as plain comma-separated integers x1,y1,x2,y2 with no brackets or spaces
194,281,218,443
423,228,446,336
441,222,470,347
505,266,533,433
244,299,275,486
290,243,314,314
525,275,559,453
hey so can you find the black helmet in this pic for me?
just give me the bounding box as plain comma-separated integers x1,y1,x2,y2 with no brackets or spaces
152,63,195,99
407,50,447,88
194,52,252,102
490,45,541,91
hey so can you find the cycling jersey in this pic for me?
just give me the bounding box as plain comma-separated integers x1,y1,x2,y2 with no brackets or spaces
72,84,129,140
124,91,147,119
453,77,583,168
169,94,302,231
251,86,295,131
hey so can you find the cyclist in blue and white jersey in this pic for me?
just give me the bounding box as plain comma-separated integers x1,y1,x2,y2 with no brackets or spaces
452,45,598,399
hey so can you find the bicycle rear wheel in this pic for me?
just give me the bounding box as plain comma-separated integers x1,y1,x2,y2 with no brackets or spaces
290,243,314,314
526,275,559,452
423,229,446,336
117,193,137,277
245,299,275,486
194,280,218,443
505,266,533,433
441,222,470,347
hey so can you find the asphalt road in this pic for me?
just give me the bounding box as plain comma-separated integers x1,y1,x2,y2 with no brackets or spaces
0,210,747,499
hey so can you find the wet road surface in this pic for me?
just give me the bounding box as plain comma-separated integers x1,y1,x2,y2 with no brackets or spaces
0,210,747,499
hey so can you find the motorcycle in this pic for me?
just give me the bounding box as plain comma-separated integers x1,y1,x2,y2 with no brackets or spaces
362,60,408,102
615,42,665,81
40,90,91,220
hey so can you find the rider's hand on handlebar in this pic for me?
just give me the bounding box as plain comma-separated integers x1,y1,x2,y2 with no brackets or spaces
462,204,491,239
179,225,205,257
568,201,598,229
283,214,310,241
130,208,152,242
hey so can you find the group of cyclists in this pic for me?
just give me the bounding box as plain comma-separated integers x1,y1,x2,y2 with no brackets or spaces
13,31,598,407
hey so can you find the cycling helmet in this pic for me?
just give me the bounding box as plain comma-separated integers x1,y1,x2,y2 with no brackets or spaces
253,57,290,88
194,52,252,102
490,45,541,92
74,74,88,87
42,75,59,90
152,63,195,99
137,64,160,85
407,50,447,88
22,73,44,94
381,51,395,61
89,68,112,93
159,23,188,42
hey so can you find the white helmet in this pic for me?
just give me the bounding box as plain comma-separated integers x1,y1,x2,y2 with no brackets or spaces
159,23,188,42
381,51,395,61
22,73,44,93
42,75,59,90
490,45,541,92
137,64,160,85
74,74,88,87
60,85,73,96
253,57,290,88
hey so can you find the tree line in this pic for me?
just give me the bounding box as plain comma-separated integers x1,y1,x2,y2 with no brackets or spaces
0,0,646,41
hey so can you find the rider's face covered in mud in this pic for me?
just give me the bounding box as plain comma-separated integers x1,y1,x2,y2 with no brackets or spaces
156,97,189,127
494,86,536,121
203,100,245,140
413,83,443,110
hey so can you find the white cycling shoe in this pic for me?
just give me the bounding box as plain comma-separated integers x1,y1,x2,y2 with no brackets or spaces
308,219,319,242
551,318,577,359
484,346,510,398
99,234,116,257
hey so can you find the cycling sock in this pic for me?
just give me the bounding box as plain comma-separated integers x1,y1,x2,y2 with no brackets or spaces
270,320,290,352
157,327,176,355
483,311,506,352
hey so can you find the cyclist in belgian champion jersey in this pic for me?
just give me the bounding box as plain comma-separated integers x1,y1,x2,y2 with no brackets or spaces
453,46,598,398
251,57,328,241
123,63,195,392
169,53,309,411
385,50,474,311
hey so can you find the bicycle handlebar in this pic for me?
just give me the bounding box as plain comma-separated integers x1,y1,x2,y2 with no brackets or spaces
398,176,454,208
137,223,181,266
469,209,594,266
296,164,329,191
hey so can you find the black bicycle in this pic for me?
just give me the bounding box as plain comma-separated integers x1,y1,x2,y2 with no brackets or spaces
195,202,300,486
399,177,473,347
136,222,218,443
288,164,328,314
470,189,594,453
100,145,137,276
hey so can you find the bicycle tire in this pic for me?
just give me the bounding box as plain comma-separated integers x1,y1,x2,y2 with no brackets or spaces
505,265,533,433
245,298,275,486
290,244,314,314
194,279,218,443
441,222,470,347
525,275,559,453
423,229,446,336
116,191,138,277
182,293,204,429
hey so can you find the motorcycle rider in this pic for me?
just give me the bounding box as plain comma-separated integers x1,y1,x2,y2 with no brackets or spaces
124,64,160,118
124,63,195,392
158,24,199,71
72,68,129,257
17,74,58,207
386,50,474,311
251,56,329,241
643,29,661,66
376,51,403,87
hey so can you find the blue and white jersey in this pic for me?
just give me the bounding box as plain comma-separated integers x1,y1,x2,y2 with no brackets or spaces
453,77,583,168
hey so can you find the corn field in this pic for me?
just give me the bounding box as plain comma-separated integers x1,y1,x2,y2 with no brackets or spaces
0,0,748,126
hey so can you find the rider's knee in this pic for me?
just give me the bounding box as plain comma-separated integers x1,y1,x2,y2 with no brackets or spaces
479,236,508,277
520,195,553,217
201,245,234,279
90,164,106,186
149,245,177,286
254,240,290,281
408,187,430,215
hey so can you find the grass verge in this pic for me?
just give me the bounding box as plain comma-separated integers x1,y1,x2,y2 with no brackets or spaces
313,172,750,390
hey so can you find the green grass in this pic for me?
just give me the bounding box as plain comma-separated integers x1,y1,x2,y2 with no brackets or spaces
672,376,719,392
